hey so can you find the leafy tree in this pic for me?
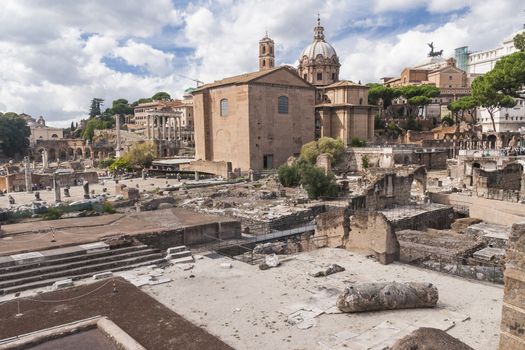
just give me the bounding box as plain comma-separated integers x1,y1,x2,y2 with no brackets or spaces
361,155,370,169
70,121,75,130
131,98,153,107
0,113,30,157
404,115,422,131
277,159,338,199
407,95,431,118
514,33,525,52
110,98,133,117
108,157,132,174
122,141,156,168
448,96,478,123
151,92,171,101
374,114,386,130
385,121,402,138
81,115,114,141
277,164,301,187
367,84,400,116
299,164,338,199
472,74,517,132
89,98,104,118
397,85,439,117
299,141,319,164
318,137,344,162
441,116,455,126
300,137,345,164
350,137,365,147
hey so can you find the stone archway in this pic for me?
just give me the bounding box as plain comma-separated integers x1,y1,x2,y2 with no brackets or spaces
59,148,67,161
76,147,83,159
487,135,497,149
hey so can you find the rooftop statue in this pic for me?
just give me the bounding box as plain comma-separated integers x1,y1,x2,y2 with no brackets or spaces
427,42,443,57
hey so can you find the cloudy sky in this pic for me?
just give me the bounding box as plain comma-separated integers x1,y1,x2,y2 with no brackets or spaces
0,0,524,127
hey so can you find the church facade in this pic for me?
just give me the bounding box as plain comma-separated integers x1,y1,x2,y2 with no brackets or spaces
192,17,375,171
298,16,376,145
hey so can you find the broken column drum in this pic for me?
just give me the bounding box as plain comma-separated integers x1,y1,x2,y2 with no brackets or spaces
336,282,438,313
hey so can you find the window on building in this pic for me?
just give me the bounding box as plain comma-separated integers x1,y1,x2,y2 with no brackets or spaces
262,60,266,67
262,46,266,54
220,99,228,116
317,72,322,81
263,154,274,169
359,98,363,105
303,74,307,80
449,76,453,80
278,96,289,114
331,73,335,80
270,47,273,54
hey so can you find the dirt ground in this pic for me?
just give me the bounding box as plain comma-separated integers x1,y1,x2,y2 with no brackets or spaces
0,208,237,256
144,247,503,350
0,277,233,350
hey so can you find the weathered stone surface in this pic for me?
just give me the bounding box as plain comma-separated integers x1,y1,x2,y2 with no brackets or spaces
253,242,287,255
265,254,280,268
308,264,345,277
390,327,473,350
336,282,438,313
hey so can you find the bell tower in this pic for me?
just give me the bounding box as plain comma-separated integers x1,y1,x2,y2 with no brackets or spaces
259,32,275,71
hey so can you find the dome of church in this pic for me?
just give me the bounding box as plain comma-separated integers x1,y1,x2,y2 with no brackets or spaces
297,15,341,86
300,40,337,59
299,16,338,60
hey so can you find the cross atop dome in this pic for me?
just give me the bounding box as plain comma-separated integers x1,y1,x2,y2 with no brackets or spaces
314,14,325,41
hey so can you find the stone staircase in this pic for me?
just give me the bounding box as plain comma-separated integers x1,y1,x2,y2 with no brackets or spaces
0,243,166,295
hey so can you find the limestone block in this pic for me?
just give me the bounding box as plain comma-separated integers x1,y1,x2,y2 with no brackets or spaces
52,279,73,290
308,264,345,277
336,282,438,313
93,272,113,280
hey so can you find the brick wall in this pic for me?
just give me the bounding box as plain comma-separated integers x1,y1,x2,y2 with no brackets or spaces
499,222,525,349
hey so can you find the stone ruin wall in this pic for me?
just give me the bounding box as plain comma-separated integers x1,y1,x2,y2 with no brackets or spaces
314,208,399,265
0,171,99,192
499,222,525,349
474,163,525,203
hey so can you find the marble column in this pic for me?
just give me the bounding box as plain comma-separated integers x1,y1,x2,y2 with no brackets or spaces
53,173,61,203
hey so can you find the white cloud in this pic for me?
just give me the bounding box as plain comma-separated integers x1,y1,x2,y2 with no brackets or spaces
114,40,176,75
0,0,524,126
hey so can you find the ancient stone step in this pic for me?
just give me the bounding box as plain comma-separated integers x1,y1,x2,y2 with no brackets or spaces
169,256,195,264
166,246,188,254
0,258,167,295
0,252,164,290
0,248,160,283
166,250,192,260
0,245,149,274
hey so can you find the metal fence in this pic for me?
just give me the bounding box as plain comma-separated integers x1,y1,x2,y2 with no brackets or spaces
400,247,504,284
192,231,325,266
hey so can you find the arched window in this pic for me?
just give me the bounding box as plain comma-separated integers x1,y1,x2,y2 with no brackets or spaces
262,46,266,54
220,99,228,116
51,134,58,138
278,96,289,114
